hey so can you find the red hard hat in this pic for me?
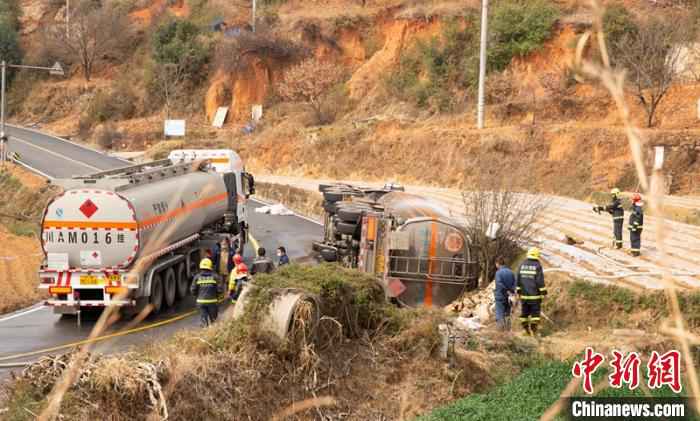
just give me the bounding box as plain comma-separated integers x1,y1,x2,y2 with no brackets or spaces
233,254,243,264
632,193,642,202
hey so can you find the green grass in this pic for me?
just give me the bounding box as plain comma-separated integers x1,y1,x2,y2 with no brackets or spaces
420,358,699,421
418,360,572,421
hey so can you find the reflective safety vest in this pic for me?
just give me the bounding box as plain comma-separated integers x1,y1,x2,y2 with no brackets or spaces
516,258,546,300
606,197,624,221
191,271,221,304
628,206,644,232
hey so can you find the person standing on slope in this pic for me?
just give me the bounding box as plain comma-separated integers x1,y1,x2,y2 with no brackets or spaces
494,257,516,331
516,247,547,336
628,193,644,257
594,188,625,249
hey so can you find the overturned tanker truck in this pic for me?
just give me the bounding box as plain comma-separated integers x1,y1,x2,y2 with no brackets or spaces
313,183,479,307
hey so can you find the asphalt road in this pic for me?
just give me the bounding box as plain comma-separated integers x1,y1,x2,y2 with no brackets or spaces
5,124,129,178
0,126,322,377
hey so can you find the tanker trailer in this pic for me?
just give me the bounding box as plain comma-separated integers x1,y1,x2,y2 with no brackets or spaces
313,183,479,308
37,149,255,315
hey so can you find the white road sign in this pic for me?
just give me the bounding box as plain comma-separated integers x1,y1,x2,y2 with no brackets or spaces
164,120,186,137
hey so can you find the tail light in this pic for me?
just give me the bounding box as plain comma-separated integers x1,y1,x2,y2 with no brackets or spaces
41,277,54,284
105,286,128,296
49,286,72,295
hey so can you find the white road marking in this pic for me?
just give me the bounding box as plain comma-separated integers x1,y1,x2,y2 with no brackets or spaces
10,136,102,172
0,305,46,323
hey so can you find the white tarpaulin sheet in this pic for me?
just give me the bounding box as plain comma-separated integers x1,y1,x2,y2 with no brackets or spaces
255,204,293,216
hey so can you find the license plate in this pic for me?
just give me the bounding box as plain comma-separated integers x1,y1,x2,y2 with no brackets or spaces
80,275,103,285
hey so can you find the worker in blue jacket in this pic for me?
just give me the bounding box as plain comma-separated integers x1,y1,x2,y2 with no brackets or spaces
494,257,516,331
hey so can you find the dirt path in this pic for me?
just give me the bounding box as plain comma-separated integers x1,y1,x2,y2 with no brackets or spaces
257,174,700,291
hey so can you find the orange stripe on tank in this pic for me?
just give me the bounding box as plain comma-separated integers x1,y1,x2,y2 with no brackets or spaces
139,192,228,228
43,221,138,229
425,220,438,307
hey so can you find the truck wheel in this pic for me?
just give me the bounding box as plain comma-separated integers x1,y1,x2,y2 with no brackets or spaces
320,248,338,262
336,221,358,236
336,206,368,223
176,263,189,300
323,190,346,203
323,201,337,214
164,268,177,308
150,274,164,314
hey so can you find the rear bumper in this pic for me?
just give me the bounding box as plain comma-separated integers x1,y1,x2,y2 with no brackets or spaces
45,299,135,313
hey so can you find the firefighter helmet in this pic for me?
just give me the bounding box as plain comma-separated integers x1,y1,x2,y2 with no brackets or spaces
632,193,642,203
610,188,621,196
199,258,213,270
527,247,541,260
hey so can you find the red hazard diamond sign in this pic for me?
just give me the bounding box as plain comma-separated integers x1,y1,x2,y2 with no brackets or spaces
79,199,98,218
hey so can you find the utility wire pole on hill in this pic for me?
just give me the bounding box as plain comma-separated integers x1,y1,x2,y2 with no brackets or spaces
252,0,256,33
477,0,488,129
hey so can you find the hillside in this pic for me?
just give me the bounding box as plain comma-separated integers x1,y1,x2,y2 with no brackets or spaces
4,0,698,199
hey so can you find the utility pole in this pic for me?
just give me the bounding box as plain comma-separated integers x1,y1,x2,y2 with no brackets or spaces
476,0,488,129
66,0,70,37
1,61,6,165
251,0,256,33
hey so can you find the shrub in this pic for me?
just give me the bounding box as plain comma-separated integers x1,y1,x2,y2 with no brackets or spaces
387,1,558,112
93,123,123,150
488,0,559,71
602,4,639,64
151,18,211,85
387,18,479,112
0,20,22,82
80,83,138,130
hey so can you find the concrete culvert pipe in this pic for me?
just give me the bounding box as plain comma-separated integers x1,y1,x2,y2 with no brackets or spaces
232,285,321,341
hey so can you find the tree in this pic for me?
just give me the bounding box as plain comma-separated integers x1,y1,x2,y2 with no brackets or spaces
0,20,21,69
613,17,689,127
602,4,639,64
47,0,130,81
462,155,549,286
151,19,210,85
278,58,344,124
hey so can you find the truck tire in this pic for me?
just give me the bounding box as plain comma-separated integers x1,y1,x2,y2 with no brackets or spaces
318,184,335,193
323,201,337,214
336,221,358,236
320,248,338,262
323,190,346,203
175,263,189,300
164,268,177,308
336,206,368,223
150,274,164,314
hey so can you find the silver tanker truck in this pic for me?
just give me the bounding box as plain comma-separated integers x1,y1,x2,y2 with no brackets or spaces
37,149,254,315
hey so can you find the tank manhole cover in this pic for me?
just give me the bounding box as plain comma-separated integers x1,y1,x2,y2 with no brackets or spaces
79,199,99,218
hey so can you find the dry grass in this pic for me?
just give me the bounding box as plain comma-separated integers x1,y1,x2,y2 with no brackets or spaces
2,264,537,420
254,181,324,221
0,165,56,314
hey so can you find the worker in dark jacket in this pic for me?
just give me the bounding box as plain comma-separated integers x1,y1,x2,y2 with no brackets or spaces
516,247,546,336
594,188,624,249
494,257,516,331
251,247,275,275
628,193,644,257
277,246,290,266
191,258,222,327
